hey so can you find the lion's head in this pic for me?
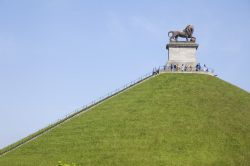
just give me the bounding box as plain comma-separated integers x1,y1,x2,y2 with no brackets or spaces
183,25,194,37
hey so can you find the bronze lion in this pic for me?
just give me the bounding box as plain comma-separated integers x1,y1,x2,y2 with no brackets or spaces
168,25,196,42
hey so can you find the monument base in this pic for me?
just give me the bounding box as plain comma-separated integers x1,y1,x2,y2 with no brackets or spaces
166,41,199,67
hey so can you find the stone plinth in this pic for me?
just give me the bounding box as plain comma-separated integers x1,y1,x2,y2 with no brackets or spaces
166,41,199,67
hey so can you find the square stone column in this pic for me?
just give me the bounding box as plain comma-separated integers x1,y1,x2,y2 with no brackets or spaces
166,41,199,67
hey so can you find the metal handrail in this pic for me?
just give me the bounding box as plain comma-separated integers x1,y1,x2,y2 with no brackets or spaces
0,64,215,156
153,64,215,74
0,71,154,156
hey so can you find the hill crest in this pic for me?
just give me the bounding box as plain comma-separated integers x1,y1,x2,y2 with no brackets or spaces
0,73,250,166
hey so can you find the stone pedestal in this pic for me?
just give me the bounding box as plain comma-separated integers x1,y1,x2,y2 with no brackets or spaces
166,41,199,67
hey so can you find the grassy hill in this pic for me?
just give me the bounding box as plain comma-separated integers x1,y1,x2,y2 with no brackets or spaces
0,73,250,166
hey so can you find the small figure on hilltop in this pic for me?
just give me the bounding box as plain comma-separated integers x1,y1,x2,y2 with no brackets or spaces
196,63,201,71
203,64,208,72
168,25,196,42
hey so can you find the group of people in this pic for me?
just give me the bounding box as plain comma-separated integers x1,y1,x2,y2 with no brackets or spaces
195,63,209,72
152,63,210,75
167,63,209,72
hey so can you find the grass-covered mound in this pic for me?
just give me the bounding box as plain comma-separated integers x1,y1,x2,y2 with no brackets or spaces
0,73,250,166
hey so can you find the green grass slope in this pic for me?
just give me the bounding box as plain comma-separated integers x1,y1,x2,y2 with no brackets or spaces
0,73,250,166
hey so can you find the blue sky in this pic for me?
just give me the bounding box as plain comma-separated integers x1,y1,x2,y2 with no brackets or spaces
0,0,250,148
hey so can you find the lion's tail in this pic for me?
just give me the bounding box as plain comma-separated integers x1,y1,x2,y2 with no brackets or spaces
168,31,174,37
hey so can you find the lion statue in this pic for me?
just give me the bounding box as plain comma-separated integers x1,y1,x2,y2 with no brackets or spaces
168,25,196,42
